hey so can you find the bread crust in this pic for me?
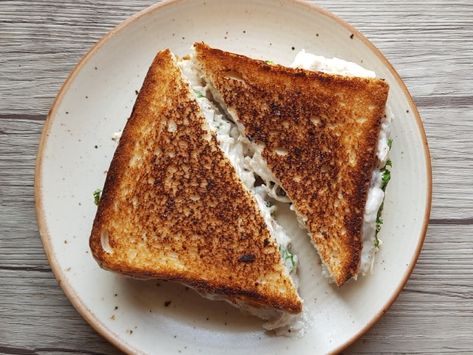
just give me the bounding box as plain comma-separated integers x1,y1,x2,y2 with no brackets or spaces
195,43,389,286
89,49,301,313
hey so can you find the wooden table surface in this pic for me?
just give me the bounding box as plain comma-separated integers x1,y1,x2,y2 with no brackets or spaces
1,0,472,353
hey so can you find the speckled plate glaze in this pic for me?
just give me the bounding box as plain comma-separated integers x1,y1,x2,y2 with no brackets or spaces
35,0,432,353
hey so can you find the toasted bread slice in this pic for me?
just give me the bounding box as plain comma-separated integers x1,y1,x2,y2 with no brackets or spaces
89,49,301,314
194,43,389,286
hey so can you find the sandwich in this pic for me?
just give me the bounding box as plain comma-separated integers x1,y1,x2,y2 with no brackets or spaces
89,49,303,331
191,43,391,286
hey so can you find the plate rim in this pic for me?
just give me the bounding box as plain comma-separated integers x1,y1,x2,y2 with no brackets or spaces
34,0,433,353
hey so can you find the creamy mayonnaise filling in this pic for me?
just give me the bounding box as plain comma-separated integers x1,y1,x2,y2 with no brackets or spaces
291,50,393,275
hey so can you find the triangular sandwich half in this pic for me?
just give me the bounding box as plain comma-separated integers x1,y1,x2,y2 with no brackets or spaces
193,43,389,286
90,49,302,319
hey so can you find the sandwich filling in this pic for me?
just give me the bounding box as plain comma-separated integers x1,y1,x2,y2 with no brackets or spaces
178,58,303,334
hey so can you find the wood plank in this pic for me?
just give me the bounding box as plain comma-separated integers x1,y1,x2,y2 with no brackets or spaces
0,118,48,268
0,0,155,115
0,269,117,354
424,107,473,220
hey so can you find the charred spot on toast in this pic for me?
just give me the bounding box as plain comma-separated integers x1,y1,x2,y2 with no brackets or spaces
238,254,256,263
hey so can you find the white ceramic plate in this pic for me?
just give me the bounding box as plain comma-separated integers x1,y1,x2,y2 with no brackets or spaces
36,0,432,353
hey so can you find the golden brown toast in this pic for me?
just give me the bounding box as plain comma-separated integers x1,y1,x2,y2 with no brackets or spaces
89,49,301,313
194,43,389,286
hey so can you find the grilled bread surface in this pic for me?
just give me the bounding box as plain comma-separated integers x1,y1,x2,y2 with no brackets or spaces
89,49,301,313
194,43,389,286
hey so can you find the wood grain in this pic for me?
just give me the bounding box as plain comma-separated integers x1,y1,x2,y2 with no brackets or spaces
0,0,472,354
